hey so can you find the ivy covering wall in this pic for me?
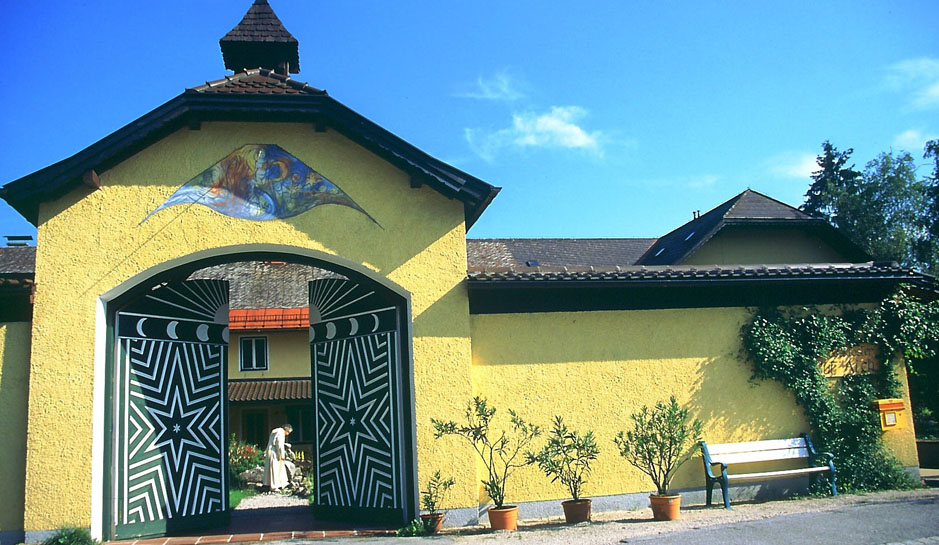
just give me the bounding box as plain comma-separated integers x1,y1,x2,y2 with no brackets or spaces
742,289,939,492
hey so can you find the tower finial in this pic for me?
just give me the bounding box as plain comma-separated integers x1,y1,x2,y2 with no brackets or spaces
220,0,300,75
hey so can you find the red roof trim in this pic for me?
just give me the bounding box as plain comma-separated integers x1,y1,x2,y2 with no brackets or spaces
230,307,309,330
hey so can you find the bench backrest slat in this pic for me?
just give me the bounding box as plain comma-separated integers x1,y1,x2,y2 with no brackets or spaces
706,437,806,456
704,437,812,465
710,447,810,465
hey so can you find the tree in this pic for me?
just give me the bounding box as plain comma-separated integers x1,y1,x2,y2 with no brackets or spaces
801,141,862,222
801,141,934,273
923,140,939,255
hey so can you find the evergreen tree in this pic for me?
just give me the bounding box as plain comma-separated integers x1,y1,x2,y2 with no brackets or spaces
801,141,862,222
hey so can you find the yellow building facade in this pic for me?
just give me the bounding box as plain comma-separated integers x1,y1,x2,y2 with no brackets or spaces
0,2,929,543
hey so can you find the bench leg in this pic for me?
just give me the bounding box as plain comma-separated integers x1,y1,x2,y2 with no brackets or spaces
706,479,714,506
720,477,731,509
829,468,838,497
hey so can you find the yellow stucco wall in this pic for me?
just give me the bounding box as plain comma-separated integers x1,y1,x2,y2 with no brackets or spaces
0,321,31,533
26,121,476,532
684,227,853,265
228,330,310,379
881,356,920,467
465,308,917,505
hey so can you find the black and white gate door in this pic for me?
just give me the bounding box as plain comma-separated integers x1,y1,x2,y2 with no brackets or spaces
112,280,229,539
309,279,405,522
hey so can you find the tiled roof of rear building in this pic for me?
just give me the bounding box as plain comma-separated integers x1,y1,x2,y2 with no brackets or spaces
188,68,325,95
467,238,657,271
724,190,812,220
0,246,36,274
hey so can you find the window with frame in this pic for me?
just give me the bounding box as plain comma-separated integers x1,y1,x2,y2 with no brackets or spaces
239,336,269,371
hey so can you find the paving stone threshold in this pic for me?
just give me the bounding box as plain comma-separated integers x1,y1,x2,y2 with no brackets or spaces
107,529,396,545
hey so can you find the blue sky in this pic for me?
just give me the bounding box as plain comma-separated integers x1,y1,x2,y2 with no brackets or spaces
1,1,937,241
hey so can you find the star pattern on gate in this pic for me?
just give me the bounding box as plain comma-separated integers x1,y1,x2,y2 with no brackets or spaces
314,331,398,510
124,340,225,523
116,280,229,528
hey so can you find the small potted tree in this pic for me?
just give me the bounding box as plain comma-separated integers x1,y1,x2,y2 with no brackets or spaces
432,397,541,531
526,416,600,523
419,470,455,534
614,396,702,521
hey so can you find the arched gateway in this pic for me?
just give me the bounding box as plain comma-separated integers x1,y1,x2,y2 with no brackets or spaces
104,254,415,540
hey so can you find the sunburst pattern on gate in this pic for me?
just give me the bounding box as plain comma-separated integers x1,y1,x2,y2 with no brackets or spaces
115,280,229,528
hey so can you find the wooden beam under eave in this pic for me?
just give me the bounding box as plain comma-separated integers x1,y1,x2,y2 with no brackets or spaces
83,169,101,190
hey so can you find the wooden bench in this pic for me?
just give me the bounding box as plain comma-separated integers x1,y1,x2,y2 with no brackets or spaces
699,434,837,509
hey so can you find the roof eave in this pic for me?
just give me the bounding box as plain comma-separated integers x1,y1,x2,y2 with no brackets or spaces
2,91,499,227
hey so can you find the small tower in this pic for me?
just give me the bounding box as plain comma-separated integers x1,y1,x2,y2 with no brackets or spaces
220,0,300,75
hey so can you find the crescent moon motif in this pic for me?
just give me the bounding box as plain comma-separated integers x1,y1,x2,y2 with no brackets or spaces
325,322,337,340
136,318,148,338
196,324,210,342
309,327,316,342
348,318,359,336
167,321,179,340
221,327,230,344
370,313,380,333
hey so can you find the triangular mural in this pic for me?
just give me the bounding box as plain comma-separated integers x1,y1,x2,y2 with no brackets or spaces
141,144,379,225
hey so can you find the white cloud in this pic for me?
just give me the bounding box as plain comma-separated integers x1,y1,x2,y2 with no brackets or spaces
767,151,818,180
456,71,525,101
893,129,938,152
885,57,939,110
685,174,721,188
465,106,604,161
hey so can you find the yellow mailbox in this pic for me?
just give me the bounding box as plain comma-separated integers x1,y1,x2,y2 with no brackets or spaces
873,399,906,430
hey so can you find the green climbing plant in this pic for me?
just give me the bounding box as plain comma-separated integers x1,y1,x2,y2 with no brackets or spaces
742,288,939,492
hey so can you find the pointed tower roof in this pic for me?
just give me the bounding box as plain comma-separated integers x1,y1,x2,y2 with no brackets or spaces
220,0,300,75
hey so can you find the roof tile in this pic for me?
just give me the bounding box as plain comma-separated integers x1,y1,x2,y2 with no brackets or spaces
229,378,311,402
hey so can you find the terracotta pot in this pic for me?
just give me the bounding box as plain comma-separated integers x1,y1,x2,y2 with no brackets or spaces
649,494,681,521
487,505,519,530
561,498,592,523
420,512,445,534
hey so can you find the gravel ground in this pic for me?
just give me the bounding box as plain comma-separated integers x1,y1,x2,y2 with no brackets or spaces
405,488,939,545
235,492,310,510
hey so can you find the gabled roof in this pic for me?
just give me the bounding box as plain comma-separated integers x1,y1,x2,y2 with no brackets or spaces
636,189,870,265
467,238,657,271
0,72,500,229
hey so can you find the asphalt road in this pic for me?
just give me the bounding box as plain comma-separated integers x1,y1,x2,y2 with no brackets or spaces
623,495,939,545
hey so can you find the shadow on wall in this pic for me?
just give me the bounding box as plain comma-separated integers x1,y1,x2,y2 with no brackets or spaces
0,322,30,541
691,352,809,444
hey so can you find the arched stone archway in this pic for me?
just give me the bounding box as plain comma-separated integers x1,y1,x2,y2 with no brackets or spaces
101,247,416,539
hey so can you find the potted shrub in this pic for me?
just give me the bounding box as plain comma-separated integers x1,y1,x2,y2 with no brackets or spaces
525,416,600,523
419,470,455,534
432,396,541,531
614,396,702,521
